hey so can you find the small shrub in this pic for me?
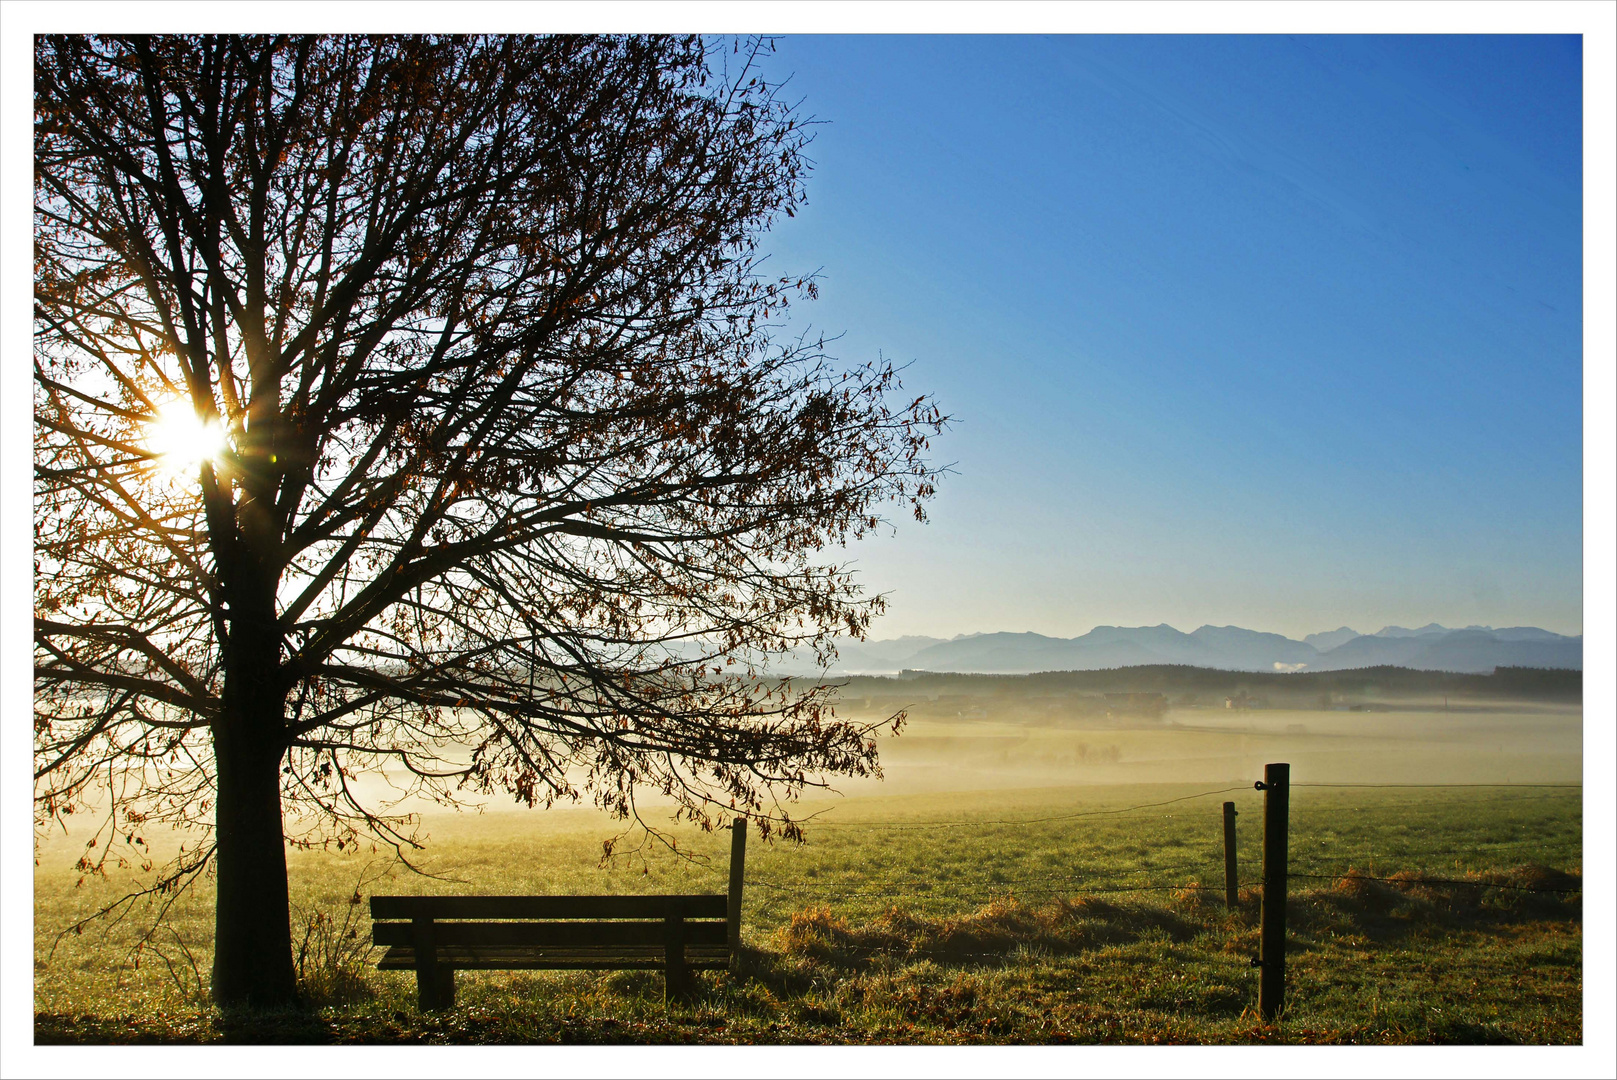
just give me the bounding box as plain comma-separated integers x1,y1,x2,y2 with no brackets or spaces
129,925,211,1008
773,904,858,961
1169,880,1210,911
293,893,376,1007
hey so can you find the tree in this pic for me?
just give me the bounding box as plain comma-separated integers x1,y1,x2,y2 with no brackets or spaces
34,34,943,1007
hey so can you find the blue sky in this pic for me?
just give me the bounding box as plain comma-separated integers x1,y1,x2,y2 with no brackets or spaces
755,35,1585,640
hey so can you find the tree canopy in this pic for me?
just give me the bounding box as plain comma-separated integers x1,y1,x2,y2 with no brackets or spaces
34,33,944,1005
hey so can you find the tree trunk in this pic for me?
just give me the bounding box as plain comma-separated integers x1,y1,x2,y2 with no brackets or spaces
210,585,298,1007
211,709,298,1007
210,708,299,1002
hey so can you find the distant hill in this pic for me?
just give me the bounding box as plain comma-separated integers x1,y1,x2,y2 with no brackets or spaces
826,635,946,671
1373,623,1458,639
1189,625,1319,668
782,622,1581,676
1302,626,1361,652
1312,633,1431,669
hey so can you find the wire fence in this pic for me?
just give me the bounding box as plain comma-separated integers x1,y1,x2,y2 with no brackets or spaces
731,782,1583,906
800,785,1255,830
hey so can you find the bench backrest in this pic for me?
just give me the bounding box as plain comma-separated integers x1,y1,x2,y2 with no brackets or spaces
371,819,748,956
373,896,736,960
370,895,729,951
370,894,726,921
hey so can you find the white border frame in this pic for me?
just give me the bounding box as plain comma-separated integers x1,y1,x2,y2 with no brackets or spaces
3,4,1611,1078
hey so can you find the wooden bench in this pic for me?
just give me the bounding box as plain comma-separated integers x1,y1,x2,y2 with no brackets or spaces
371,820,746,1010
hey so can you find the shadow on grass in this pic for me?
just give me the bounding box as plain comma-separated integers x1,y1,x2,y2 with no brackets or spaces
759,893,1203,975
33,865,1580,1046
35,1006,334,1045
1288,864,1581,949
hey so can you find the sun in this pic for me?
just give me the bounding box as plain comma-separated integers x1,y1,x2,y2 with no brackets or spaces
147,399,228,475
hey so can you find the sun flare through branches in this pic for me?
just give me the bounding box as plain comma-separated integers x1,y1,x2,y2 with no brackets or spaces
144,400,227,478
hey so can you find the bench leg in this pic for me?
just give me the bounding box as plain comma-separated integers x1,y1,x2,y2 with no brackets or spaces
436,965,456,1010
415,963,456,1011
664,957,691,1003
411,917,449,1011
415,961,435,1011
664,915,691,1004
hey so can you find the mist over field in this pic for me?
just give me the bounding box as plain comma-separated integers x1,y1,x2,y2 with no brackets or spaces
34,664,1581,846
828,675,1580,799
325,664,1585,816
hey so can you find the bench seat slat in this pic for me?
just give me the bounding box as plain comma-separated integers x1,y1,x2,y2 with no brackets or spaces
377,945,730,971
370,894,726,920
373,919,727,949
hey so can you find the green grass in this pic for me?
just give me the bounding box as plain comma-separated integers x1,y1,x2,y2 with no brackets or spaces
34,780,1581,1045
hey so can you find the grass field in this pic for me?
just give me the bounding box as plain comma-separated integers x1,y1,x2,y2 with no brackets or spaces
32,703,1583,1045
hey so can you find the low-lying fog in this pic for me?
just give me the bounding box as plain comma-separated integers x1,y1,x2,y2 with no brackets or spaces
33,682,1582,858
308,693,1581,820
837,702,1581,795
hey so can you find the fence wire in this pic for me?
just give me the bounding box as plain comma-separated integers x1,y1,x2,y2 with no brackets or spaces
744,875,1268,902
726,781,1581,907
801,785,1253,830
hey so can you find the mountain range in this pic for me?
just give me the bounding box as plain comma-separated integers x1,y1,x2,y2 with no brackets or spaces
780,624,1582,676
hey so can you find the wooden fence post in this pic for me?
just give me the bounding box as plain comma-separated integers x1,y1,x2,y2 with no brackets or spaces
727,818,747,971
1222,801,1239,910
1257,762,1289,1021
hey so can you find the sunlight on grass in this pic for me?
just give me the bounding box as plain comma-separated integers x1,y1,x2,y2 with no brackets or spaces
35,775,1581,1045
